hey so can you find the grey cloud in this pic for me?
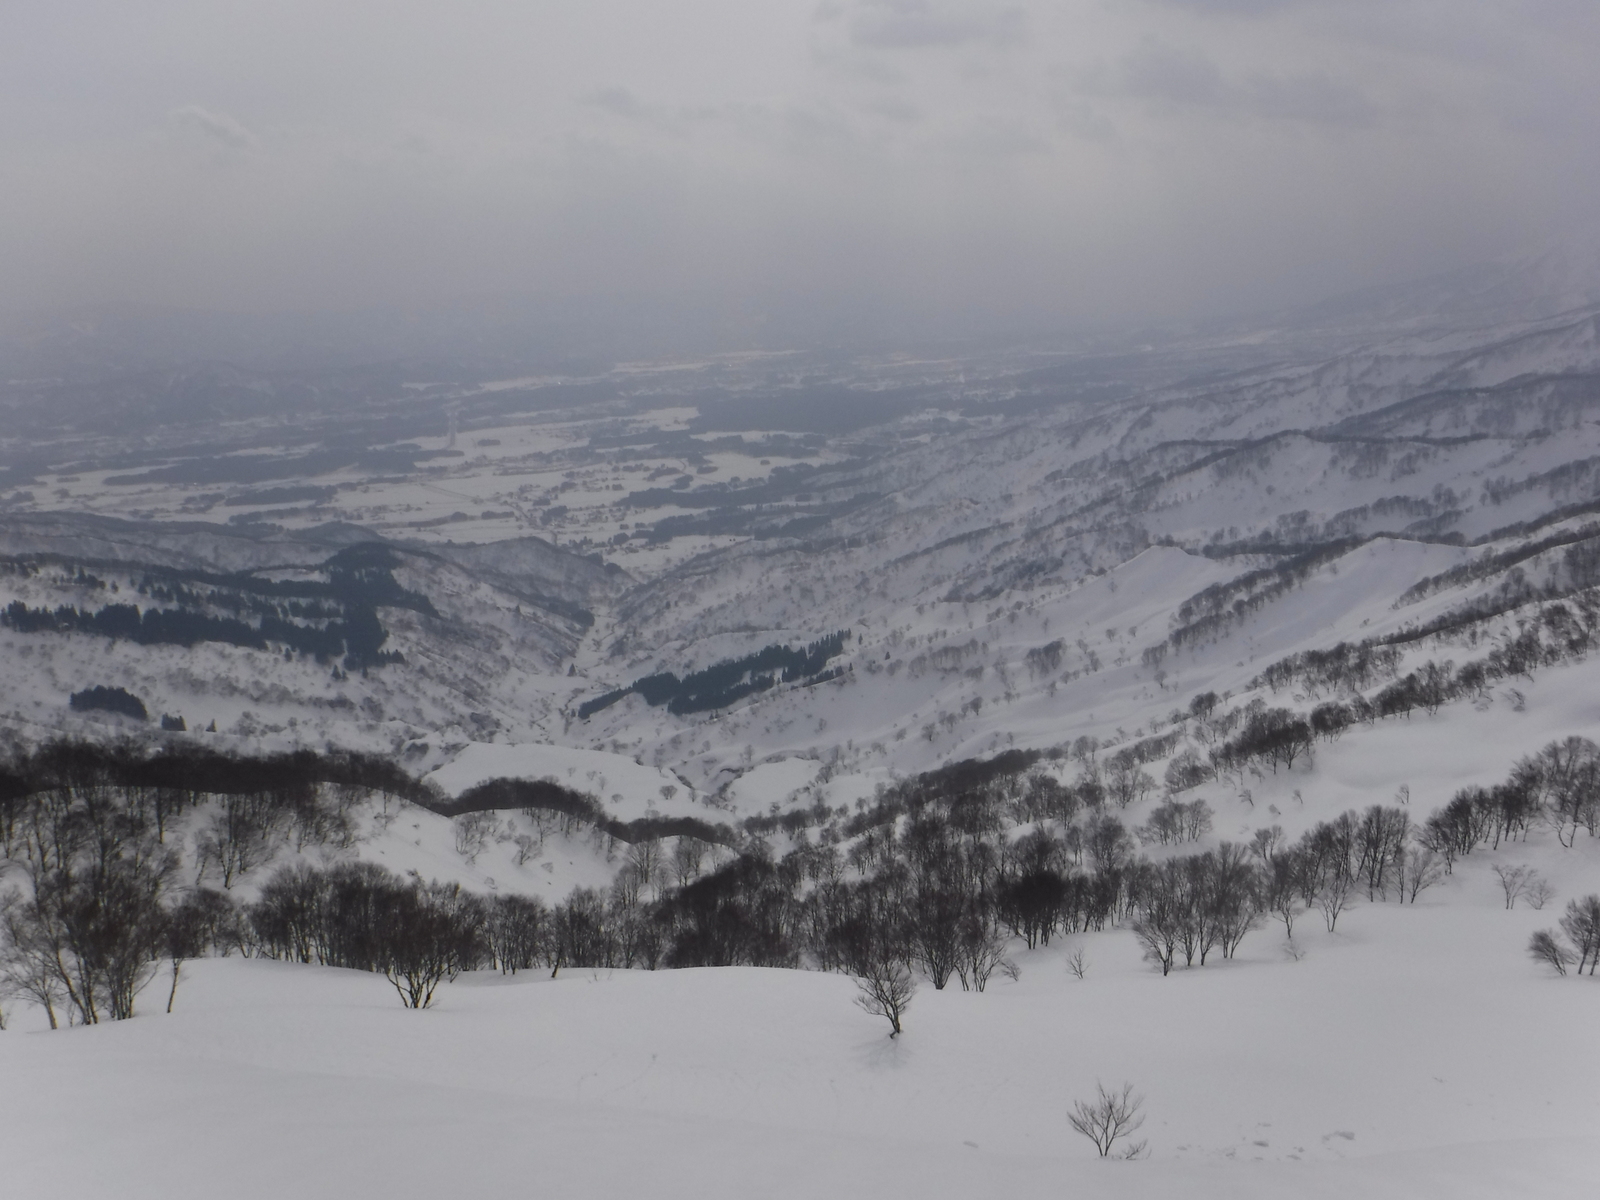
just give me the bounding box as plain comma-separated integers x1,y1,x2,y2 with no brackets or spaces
168,105,256,150
1113,42,1375,126
1117,43,1228,107
1051,98,1117,144
1247,72,1375,126
848,1,1025,50
939,113,1047,157
856,95,924,124
1145,0,1313,15
0,1,1594,346
586,86,652,120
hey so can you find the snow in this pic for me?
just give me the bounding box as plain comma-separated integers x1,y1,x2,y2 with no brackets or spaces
7,646,1600,1195
721,756,822,809
11,272,1600,1196
2,881,1595,1199
425,740,703,821
348,805,622,901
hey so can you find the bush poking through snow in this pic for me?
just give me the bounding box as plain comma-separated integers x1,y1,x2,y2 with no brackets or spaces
1067,1082,1148,1159
381,881,486,1009
854,960,915,1037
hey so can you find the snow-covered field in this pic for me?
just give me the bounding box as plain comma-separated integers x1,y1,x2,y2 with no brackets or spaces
1,890,1593,1199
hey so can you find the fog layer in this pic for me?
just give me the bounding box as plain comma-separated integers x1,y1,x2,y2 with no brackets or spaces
4,1,1597,341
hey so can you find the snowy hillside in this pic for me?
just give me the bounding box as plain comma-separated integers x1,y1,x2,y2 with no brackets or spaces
3,259,1600,1196
2,659,1598,1194
1,904,1594,1200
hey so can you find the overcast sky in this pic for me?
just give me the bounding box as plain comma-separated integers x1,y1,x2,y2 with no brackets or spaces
3,0,1597,343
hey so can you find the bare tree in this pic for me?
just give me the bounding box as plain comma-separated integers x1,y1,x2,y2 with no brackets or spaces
1315,868,1355,932
1249,824,1285,866
1067,947,1088,980
484,894,548,974
1261,850,1304,938
1354,805,1410,900
1068,1082,1148,1159
1528,930,1574,976
1107,763,1155,809
452,812,498,863
194,795,283,889
162,888,219,1014
1399,846,1445,903
0,890,69,1028
672,836,707,887
854,960,915,1037
1209,842,1261,961
626,838,664,896
1131,867,1182,976
382,881,487,1008
908,882,964,990
1493,863,1536,910
1525,877,1557,910
1559,895,1600,974
955,912,1010,992
1529,737,1600,847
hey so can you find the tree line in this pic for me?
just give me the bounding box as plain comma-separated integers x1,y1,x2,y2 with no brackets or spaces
577,631,851,719
0,737,734,1024
5,731,1594,1030
0,543,436,670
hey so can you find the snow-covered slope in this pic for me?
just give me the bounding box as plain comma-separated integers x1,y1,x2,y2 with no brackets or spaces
7,271,1600,1195
2,814,1595,1200
6,289,1600,803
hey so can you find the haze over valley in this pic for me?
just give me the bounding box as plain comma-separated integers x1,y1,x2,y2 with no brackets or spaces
3,4,1599,1198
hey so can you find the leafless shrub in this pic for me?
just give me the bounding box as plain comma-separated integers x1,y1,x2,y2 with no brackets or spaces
1068,1082,1148,1159
1400,846,1445,903
854,960,916,1037
1493,863,1537,910
1525,878,1556,910
453,812,499,862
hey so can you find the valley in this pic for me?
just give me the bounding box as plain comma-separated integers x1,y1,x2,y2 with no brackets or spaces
2,266,1599,1197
